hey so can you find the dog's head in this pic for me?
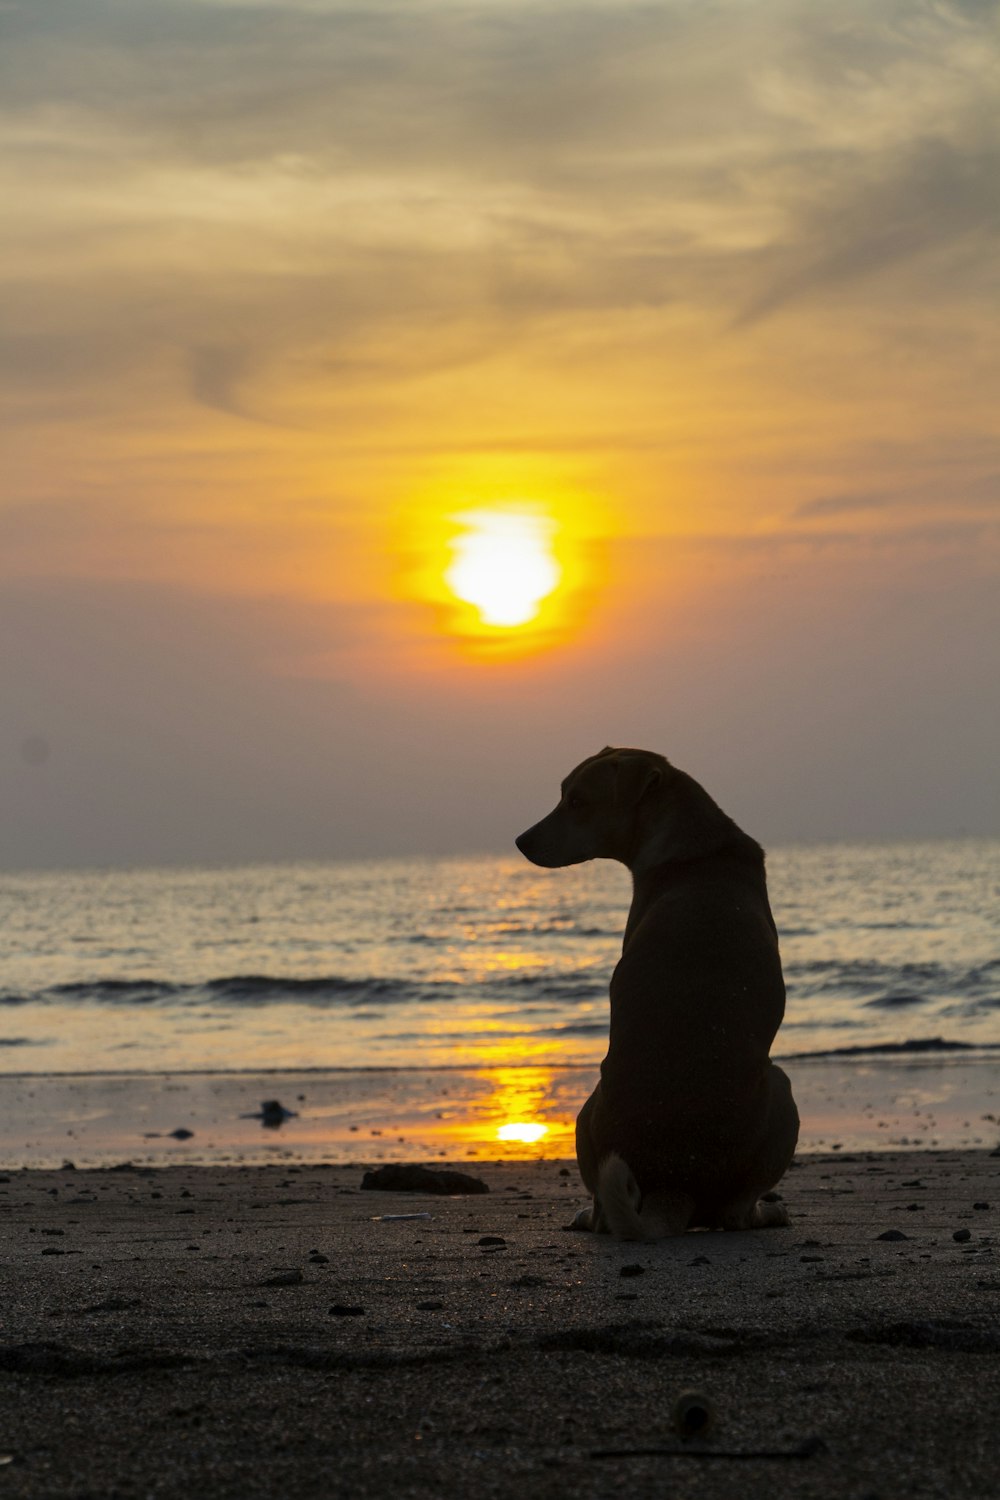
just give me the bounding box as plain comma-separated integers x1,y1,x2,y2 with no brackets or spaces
515,747,668,868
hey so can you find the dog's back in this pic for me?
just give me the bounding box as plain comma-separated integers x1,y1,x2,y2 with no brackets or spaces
601,836,787,1208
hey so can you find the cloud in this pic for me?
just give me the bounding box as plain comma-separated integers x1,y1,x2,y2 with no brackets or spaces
1,0,996,418
794,490,893,520
794,470,1000,522
737,137,1000,324
4,3,996,286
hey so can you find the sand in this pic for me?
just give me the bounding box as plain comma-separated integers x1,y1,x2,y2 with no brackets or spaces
0,1149,997,1498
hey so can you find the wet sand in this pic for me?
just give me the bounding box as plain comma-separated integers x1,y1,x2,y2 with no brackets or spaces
0,1149,997,1498
4,1051,998,1168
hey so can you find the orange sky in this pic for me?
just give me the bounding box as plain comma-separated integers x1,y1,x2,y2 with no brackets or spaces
1,0,998,866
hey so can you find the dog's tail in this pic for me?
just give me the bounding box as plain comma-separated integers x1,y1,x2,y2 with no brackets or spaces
596,1153,646,1241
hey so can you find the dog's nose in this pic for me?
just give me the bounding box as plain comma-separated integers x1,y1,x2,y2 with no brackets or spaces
514,831,528,854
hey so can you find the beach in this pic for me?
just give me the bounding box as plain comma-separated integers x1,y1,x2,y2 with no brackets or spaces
2,848,997,1494
1,1148,997,1498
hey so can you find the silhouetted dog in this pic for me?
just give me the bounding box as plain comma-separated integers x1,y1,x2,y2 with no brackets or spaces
516,747,798,1239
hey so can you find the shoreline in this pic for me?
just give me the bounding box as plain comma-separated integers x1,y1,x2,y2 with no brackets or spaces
2,1051,998,1170
2,1034,997,1078
0,1149,997,1497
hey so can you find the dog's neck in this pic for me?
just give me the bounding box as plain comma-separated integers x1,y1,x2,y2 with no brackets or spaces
627,768,755,875
622,786,766,949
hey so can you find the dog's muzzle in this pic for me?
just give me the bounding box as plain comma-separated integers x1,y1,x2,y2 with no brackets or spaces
515,815,581,868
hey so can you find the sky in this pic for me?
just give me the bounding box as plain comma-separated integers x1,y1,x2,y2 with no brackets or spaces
1,0,998,869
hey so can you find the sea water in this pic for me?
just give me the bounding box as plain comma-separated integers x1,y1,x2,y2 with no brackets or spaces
3,840,998,1070
1,841,997,1164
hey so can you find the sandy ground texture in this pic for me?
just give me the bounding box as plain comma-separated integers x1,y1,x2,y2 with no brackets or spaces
0,1149,998,1499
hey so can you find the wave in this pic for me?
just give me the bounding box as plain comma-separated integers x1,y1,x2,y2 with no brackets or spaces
863,992,925,1009
784,1036,1000,1060
0,968,608,1011
786,957,999,1004
0,975,429,1009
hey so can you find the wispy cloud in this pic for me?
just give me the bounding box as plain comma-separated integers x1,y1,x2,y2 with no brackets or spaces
2,2,998,550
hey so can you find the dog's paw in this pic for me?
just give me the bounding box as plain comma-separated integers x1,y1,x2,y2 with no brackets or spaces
753,1199,790,1229
563,1206,596,1233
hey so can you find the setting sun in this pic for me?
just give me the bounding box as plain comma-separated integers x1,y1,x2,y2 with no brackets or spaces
446,510,561,627
496,1121,549,1144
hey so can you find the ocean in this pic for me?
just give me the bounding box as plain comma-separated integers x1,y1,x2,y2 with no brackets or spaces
1,841,998,1166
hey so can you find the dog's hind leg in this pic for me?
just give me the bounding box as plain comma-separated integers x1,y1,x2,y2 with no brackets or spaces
574,1085,602,1195
716,1064,799,1231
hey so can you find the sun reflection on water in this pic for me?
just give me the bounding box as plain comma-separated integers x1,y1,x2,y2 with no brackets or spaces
420,1064,577,1158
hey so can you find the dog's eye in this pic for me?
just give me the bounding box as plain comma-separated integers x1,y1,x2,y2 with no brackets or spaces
567,794,584,811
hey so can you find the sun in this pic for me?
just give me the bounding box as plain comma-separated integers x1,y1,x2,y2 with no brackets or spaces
496,1122,549,1144
445,510,562,627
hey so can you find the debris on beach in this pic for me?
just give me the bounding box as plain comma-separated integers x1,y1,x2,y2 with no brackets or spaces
241,1100,298,1129
673,1390,717,1440
360,1164,488,1195
371,1212,432,1222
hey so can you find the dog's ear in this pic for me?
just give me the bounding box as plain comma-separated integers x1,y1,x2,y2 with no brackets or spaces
611,751,663,807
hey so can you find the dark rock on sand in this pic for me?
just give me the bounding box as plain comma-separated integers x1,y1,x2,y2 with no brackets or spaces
360,1164,488,1195
260,1100,297,1128
876,1229,910,1241
954,1228,972,1242
673,1389,717,1439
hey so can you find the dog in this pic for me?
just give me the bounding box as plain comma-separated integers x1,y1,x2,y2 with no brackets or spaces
516,747,798,1240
